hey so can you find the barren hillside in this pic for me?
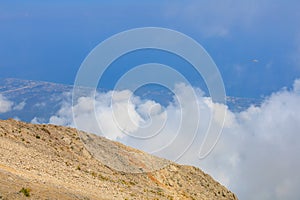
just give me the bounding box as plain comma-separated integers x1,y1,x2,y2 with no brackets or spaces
0,119,237,200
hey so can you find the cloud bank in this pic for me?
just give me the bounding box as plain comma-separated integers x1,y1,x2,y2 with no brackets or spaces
197,79,300,200
47,79,300,200
0,94,13,113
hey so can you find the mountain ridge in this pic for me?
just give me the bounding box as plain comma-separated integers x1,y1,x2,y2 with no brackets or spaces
0,119,237,199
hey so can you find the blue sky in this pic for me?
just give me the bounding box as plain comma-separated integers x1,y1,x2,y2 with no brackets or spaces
1,2,300,199
1,0,300,97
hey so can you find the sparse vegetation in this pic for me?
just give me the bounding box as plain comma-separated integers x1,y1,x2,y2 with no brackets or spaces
129,181,136,185
19,187,31,197
119,179,128,185
41,127,51,135
98,173,110,181
91,171,97,177
156,188,164,196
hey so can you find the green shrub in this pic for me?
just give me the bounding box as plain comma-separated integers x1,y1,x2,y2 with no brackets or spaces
20,187,30,197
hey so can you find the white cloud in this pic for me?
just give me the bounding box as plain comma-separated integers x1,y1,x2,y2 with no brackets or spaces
13,116,21,121
0,94,13,113
31,117,44,124
34,102,46,108
293,78,300,93
196,79,300,200
13,101,26,111
49,79,300,200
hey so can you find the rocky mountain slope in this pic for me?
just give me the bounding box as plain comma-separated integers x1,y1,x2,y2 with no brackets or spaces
0,119,238,200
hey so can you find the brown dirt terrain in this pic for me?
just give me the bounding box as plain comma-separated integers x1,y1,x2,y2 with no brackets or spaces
0,119,238,200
